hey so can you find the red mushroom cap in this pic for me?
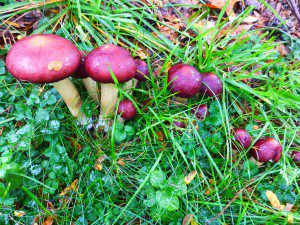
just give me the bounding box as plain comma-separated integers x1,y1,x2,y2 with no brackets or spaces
291,151,300,165
250,137,282,163
6,34,81,83
135,59,149,81
191,104,210,120
117,99,137,120
199,72,223,97
84,44,136,83
73,51,89,79
233,128,252,150
173,121,185,128
167,63,202,98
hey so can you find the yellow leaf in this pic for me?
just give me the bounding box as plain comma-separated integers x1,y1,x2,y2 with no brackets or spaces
59,179,78,196
184,171,197,184
288,214,293,224
190,218,199,225
48,61,63,71
208,0,241,21
266,190,285,210
14,211,26,217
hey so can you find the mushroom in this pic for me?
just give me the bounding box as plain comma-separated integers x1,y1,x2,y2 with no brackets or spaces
291,151,300,166
6,34,87,123
85,44,136,123
173,121,185,128
117,99,137,120
199,72,223,97
72,51,100,103
191,104,209,120
232,128,252,150
167,63,202,103
250,137,282,163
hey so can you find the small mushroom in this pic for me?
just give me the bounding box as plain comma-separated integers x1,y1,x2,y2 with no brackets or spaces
191,104,209,120
85,44,136,123
117,99,137,120
173,121,185,128
250,137,282,163
291,151,300,166
167,63,202,101
199,72,222,97
232,128,252,150
73,51,100,103
6,34,87,123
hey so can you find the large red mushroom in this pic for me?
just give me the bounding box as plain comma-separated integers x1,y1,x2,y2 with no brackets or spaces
199,72,223,97
6,34,87,123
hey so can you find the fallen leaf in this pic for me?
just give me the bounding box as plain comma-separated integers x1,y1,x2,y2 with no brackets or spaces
117,158,125,166
14,211,26,217
285,203,294,212
191,218,199,225
206,0,241,21
94,155,107,171
48,60,63,71
288,214,293,224
43,216,53,225
182,214,193,225
59,179,78,196
184,170,197,184
266,190,285,210
243,15,260,23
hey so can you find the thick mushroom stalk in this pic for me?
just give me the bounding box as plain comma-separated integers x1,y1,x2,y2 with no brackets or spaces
100,83,118,117
5,34,88,125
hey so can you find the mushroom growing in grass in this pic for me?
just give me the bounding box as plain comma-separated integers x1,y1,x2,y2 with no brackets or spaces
85,44,136,124
199,72,223,97
73,51,100,103
232,128,252,150
250,137,282,165
191,104,209,120
117,99,137,120
167,63,202,103
6,34,87,124
291,151,300,166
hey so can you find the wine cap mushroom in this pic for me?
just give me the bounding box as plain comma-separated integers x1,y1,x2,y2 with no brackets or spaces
233,128,252,149
85,44,136,83
167,63,202,98
73,51,89,79
250,137,282,163
199,72,222,97
117,99,137,120
291,151,300,165
191,104,210,120
173,121,185,128
6,34,81,83
135,59,149,82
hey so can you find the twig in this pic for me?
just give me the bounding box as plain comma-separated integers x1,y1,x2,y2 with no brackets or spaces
288,0,300,24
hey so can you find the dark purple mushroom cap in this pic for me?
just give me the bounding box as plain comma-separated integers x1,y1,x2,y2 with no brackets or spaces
167,63,202,98
84,44,136,83
191,104,210,120
6,34,81,84
199,72,223,97
73,51,89,79
173,121,185,128
291,151,300,165
135,59,149,81
233,128,252,150
117,99,137,120
250,137,282,163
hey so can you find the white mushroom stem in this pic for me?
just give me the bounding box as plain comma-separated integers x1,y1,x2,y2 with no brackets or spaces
100,83,119,118
82,77,100,103
52,78,87,124
124,78,138,95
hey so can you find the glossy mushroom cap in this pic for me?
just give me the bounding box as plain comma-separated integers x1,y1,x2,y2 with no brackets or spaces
167,63,202,98
135,59,149,81
199,72,222,97
6,34,81,83
233,128,252,149
191,104,209,120
73,51,89,79
291,151,300,165
85,44,136,83
173,121,185,128
117,99,137,120
250,137,282,163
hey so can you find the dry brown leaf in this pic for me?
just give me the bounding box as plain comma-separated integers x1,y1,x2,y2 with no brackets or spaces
266,190,285,210
59,179,78,196
94,155,107,171
43,216,54,225
182,214,193,225
184,170,197,184
48,60,63,71
117,158,125,167
243,15,260,23
207,0,241,21
191,218,199,225
14,211,26,217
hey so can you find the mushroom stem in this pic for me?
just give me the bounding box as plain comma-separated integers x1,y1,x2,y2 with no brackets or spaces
100,83,118,118
52,78,86,122
82,77,100,103
124,78,138,95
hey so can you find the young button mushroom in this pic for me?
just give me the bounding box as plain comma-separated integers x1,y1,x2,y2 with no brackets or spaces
199,72,223,97
85,44,136,122
117,99,137,120
250,137,282,163
6,34,87,123
72,51,100,103
291,151,300,166
232,128,252,150
167,63,202,102
173,121,185,128
191,104,209,120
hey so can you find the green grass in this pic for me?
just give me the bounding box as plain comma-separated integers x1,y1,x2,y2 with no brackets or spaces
0,0,299,224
